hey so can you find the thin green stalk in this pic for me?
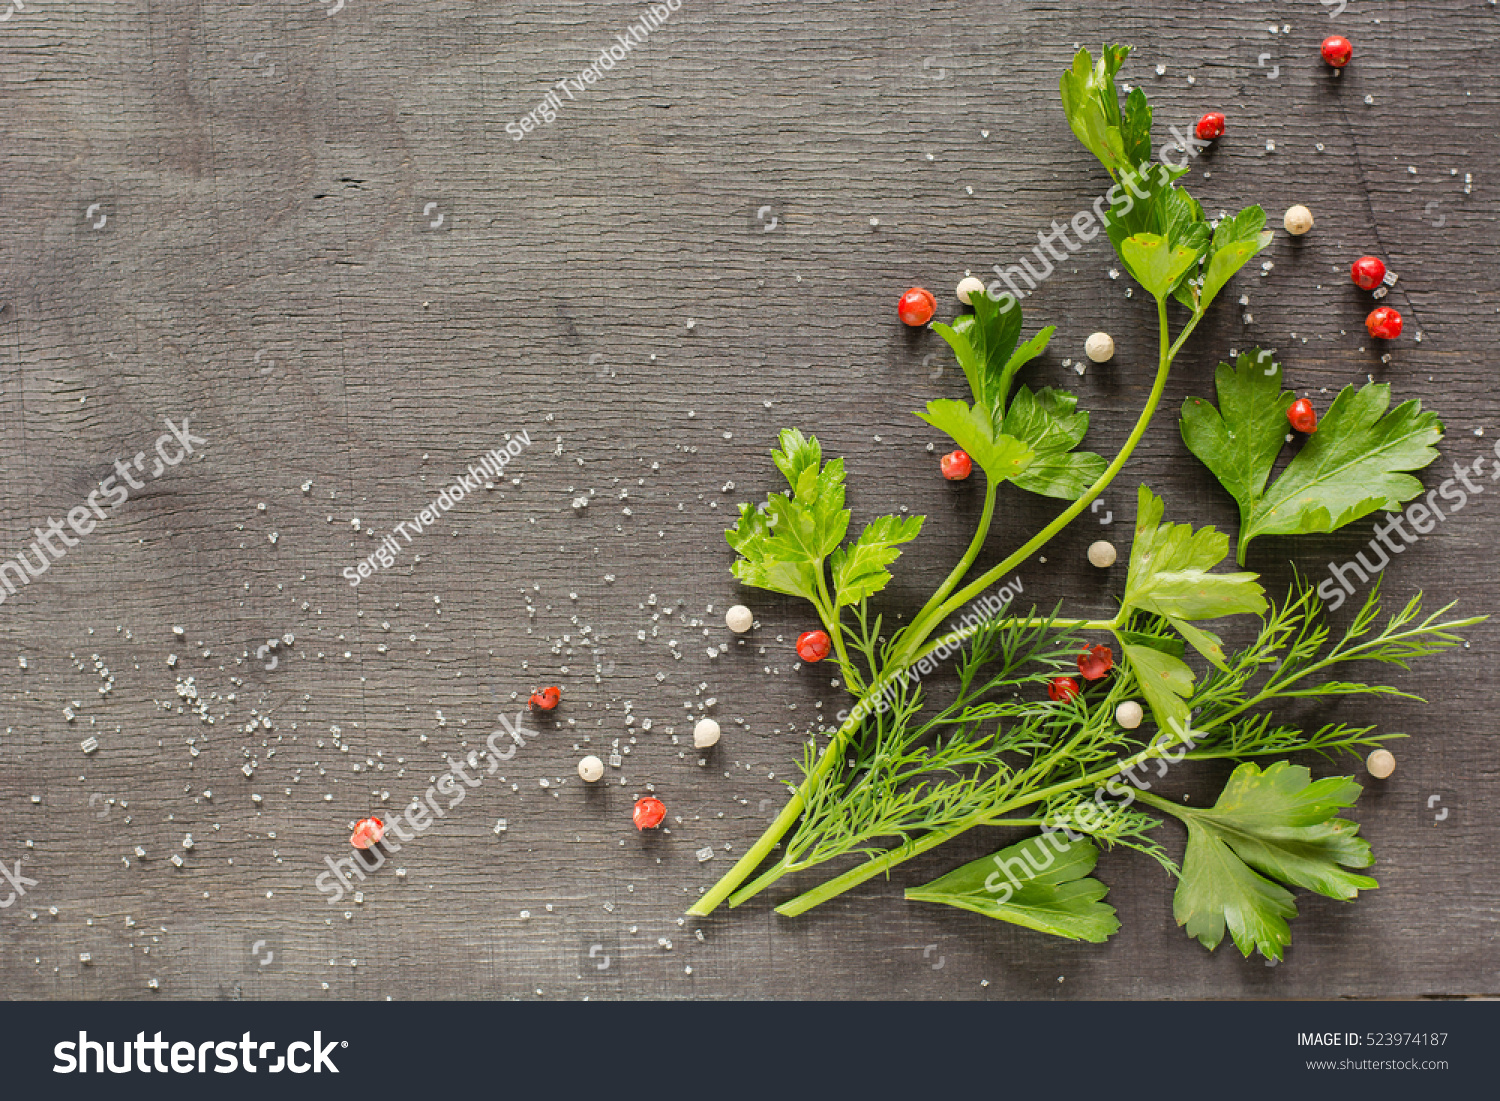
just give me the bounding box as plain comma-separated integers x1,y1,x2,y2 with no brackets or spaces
896,301,1195,665
686,664,906,917
907,479,999,639
1132,790,1190,821
774,823,965,917
690,788,803,916
812,574,862,692
728,856,794,907
739,816,1051,910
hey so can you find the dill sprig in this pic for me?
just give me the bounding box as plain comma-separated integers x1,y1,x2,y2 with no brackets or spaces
765,581,1480,917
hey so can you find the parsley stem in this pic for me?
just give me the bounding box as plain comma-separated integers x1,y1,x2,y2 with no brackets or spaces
895,300,1197,669
1131,790,1189,820
904,480,999,645
813,576,861,692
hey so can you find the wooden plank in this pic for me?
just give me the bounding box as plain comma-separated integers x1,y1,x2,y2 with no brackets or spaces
1,0,1497,999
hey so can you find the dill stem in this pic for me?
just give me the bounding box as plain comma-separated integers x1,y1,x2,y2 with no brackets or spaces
728,856,793,907
774,735,1186,917
686,666,908,917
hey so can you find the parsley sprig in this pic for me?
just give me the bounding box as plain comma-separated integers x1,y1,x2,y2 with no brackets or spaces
1137,763,1377,962
725,428,922,688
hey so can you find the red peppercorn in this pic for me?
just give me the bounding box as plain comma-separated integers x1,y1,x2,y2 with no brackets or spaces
796,630,831,663
940,450,972,481
1321,35,1353,68
1366,306,1403,340
1194,111,1226,141
350,816,384,850
1287,398,1318,434
529,685,561,710
1048,676,1080,702
898,287,936,327
633,796,666,830
1350,255,1387,291
1076,645,1114,681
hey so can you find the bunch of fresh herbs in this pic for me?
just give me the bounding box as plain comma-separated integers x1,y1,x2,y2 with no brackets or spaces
686,45,1478,961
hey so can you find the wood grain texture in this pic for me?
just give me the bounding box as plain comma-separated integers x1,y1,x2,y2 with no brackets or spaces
1,0,1498,1000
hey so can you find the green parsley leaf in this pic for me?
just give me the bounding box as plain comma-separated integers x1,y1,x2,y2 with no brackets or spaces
1119,232,1201,301
915,399,1035,483
1000,385,1107,499
1147,761,1378,961
906,834,1119,943
997,326,1057,408
1119,85,1154,167
1058,45,1135,179
1197,206,1274,313
1180,351,1445,563
1155,184,1207,248
1120,485,1267,667
770,424,825,488
926,304,1096,496
726,428,850,602
1179,350,1293,521
1120,639,1194,737
829,514,925,607
1114,627,1185,660
933,293,1057,418
1059,48,1234,312
932,290,1022,409
726,504,818,601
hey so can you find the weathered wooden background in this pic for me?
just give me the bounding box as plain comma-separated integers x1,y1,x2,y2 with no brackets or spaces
1,0,1496,1000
